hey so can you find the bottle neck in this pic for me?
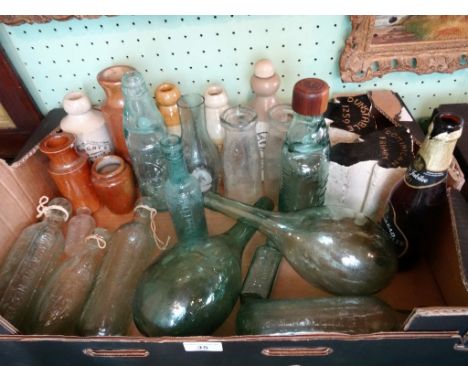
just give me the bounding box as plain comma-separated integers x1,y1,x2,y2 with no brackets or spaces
124,90,164,131
167,152,190,183
286,113,327,148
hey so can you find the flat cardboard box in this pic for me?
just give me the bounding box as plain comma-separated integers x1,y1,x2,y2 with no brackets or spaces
0,113,468,365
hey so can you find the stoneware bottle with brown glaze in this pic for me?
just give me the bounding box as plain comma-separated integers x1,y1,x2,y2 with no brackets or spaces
97,65,136,162
155,82,182,137
39,132,100,213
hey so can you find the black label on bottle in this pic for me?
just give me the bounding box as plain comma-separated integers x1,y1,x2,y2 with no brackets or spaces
404,155,447,189
381,202,409,258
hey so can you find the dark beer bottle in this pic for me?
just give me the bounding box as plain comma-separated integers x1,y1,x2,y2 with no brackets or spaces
381,112,463,269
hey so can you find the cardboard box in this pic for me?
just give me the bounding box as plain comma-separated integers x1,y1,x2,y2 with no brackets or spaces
0,110,468,366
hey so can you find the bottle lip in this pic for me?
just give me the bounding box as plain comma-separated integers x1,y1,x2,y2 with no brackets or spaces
155,82,181,105
221,105,257,131
39,132,76,155
204,85,229,108
63,91,92,114
268,103,294,132
97,65,136,86
91,155,126,179
177,93,205,109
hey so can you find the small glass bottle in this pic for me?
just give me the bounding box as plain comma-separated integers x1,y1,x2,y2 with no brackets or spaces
30,228,110,335
264,104,294,205
122,70,168,211
78,197,159,336
64,207,96,257
221,106,262,204
155,82,182,137
161,135,208,243
178,93,221,193
97,65,136,162
279,78,330,212
204,84,230,152
91,154,137,214
60,90,114,162
39,132,101,213
0,197,72,332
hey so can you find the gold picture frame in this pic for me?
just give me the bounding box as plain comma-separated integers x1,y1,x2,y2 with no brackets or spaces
340,16,468,82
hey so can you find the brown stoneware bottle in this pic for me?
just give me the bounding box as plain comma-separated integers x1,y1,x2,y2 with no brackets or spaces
155,82,182,136
91,154,137,214
97,65,136,162
39,132,100,213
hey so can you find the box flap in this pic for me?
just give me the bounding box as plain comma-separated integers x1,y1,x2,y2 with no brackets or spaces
404,307,468,335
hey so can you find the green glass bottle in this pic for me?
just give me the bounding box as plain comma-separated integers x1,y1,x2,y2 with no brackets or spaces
132,197,274,337
204,192,397,296
160,134,208,243
279,78,330,212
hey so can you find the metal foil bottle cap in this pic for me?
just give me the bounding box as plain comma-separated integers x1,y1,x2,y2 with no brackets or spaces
292,78,330,116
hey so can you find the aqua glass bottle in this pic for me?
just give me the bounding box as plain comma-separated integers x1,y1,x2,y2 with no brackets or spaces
133,197,274,337
122,70,168,210
78,197,158,336
0,197,72,332
160,134,208,243
279,78,330,212
30,228,110,335
177,93,221,193
204,192,397,296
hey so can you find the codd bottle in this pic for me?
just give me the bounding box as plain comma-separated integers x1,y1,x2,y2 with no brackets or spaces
160,134,208,243
122,70,168,210
30,228,110,335
279,78,330,212
204,192,397,296
178,93,221,193
133,197,274,337
78,197,158,336
0,197,72,331
64,207,96,256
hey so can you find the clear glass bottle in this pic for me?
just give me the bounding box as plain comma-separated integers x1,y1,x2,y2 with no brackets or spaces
64,207,96,257
177,93,221,193
221,106,262,204
279,78,330,212
133,197,274,337
204,192,397,296
0,197,72,331
161,135,208,243
30,228,110,335
122,70,168,210
264,104,294,205
78,197,158,336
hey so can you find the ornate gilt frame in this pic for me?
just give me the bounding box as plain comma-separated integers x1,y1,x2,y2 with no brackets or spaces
0,15,99,26
340,16,468,82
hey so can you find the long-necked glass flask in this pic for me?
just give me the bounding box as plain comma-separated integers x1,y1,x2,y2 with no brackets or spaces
204,192,397,296
122,70,168,210
133,196,273,337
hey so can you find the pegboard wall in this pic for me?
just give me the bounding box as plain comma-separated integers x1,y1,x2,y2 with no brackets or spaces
1,15,468,119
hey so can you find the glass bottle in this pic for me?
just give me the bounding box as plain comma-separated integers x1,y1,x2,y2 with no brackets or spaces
264,104,294,205
155,82,182,137
133,197,274,337
279,78,330,212
177,93,221,193
204,192,397,296
122,70,168,211
78,197,158,336
97,65,136,162
381,112,463,269
91,154,137,214
204,84,230,152
161,135,208,243
60,90,114,162
0,197,72,332
64,207,96,257
236,296,400,335
39,132,101,213
30,228,110,335
221,106,262,204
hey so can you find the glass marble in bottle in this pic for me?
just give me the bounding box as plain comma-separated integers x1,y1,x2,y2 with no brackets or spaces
64,207,96,257
204,192,397,296
177,94,221,193
0,197,72,332
30,228,110,335
122,70,168,210
221,106,262,205
133,197,274,337
78,197,157,336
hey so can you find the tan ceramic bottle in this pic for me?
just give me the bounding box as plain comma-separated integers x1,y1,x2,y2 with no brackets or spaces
155,82,182,136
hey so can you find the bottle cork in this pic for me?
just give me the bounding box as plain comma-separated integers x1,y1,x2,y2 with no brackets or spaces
155,82,182,136
292,78,329,117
